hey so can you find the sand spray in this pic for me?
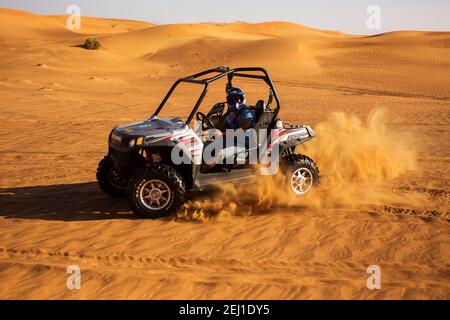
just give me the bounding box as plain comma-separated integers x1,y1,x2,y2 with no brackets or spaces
178,109,421,221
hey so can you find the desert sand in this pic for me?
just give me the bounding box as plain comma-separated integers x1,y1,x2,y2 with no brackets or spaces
0,8,449,299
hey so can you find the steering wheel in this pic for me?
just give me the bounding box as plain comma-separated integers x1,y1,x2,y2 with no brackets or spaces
208,102,225,117
196,112,215,130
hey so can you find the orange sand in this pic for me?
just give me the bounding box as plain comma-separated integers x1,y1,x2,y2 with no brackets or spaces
0,8,449,299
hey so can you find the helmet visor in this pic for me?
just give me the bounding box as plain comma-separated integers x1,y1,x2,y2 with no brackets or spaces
227,94,241,105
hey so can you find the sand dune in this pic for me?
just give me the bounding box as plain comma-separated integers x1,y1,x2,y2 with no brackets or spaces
47,15,153,35
99,21,346,73
0,9,449,299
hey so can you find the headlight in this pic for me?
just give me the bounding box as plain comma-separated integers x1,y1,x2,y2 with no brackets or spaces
128,139,136,147
111,132,122,145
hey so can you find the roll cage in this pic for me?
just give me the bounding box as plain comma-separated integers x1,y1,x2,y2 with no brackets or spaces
152,66,281,124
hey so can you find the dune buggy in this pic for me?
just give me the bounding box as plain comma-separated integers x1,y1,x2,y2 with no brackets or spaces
97,66,319,218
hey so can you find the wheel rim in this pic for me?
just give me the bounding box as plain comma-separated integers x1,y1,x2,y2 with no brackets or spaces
139,179,172,210
290,167,314,195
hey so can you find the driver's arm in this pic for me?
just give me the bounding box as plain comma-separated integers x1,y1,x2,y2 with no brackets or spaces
216,118,227,132
217,111,236,132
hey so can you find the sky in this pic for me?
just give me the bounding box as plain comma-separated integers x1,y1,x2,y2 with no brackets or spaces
0,0,449,35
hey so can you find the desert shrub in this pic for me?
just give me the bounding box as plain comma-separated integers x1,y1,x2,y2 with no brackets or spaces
82,38,101,50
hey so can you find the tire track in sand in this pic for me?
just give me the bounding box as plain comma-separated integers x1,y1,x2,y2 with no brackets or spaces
0,246,447,290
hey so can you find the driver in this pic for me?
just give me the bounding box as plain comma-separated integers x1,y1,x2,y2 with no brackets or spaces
217,87,255,131
200,88,255,172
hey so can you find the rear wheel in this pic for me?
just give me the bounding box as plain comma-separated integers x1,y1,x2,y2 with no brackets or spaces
282,154,319,195
127,164,186,219
96,155,127,197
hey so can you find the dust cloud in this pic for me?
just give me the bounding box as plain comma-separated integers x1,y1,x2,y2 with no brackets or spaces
178,109,420,221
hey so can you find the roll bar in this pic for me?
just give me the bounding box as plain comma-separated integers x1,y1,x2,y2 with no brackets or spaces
153,66,281,124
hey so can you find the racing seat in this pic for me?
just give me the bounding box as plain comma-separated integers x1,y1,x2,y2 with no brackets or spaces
254,100,265,119
254,99,275,128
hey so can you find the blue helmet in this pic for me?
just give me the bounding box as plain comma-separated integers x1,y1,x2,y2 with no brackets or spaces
226,87,245,105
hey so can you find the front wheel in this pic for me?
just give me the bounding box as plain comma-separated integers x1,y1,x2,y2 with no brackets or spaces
96,155,127,197
127,164,186,219
282,154,320,195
